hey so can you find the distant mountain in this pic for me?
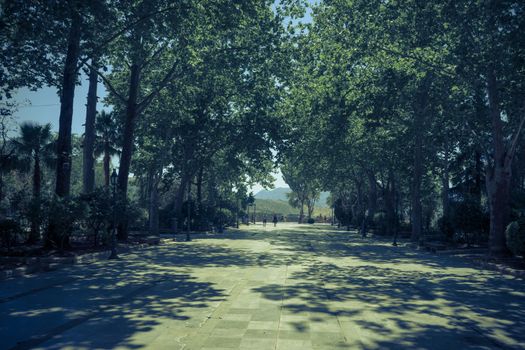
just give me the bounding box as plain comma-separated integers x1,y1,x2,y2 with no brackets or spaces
254,187,291,201
255,187,331,208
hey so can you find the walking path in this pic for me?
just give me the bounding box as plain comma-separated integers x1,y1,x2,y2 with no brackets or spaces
1,224,524,349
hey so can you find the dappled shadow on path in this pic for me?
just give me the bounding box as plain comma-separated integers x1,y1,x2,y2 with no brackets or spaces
3,223,524,349
248,224,525,349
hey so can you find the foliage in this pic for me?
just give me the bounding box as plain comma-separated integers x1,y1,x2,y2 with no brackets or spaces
42,195,84,249
373,212,388,236
437,215,455,241
334,197,352,228
79,189,113,246
451,199,488,236
0,218,20,249
505,219,525,258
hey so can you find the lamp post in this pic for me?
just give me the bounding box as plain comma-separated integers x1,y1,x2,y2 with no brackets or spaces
109,169,119,259
253,203,257,224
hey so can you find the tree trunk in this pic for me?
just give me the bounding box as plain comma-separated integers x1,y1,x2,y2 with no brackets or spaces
148,172,160,236
117,63,141,241
298,200,304,223
307,198,315,220
174,172,191,231
367,170,377,224
486,67,511,256
441,147,450,219
103,143,110,188
197,166,203,208
196,166,203,229
385,169,397,236
82,58,98,193
55,5,81,198
0,173,3,209
28,156,41,243
410,77,430,242
474,150,482,205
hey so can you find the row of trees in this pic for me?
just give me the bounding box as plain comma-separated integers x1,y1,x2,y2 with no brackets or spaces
278,0,525,256
1,0,302,248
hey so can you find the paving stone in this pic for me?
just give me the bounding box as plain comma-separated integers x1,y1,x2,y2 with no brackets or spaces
1,223,524,350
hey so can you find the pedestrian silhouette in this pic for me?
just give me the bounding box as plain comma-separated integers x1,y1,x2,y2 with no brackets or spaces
273,215,278,227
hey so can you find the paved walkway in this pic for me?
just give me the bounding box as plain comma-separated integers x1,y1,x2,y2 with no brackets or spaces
1,224,524,350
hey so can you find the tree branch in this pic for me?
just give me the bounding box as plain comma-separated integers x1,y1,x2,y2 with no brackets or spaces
506,101,525,164
83,60,127,103
141,43,170,70
76,4,191,71
137,58,180,112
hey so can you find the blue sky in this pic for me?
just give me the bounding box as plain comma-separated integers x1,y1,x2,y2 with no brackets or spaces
13,75,108,134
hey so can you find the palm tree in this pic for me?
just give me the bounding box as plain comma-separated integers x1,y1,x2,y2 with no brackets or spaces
14,122,55,243
95,111,120,188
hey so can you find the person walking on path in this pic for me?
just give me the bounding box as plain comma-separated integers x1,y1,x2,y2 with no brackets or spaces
273,214,278,227
263,216,267,227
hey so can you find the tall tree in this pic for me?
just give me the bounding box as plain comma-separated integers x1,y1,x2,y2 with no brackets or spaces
94,110,120,188
13,122,55,243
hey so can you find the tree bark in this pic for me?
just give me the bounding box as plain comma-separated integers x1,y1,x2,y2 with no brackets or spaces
411,77,430,242
55,4,82,198
82,58,98,193
441,147,450,219
298,200,304,223
385,169,397,236
116,63,141,241
28,155,41,243
174,172,191,230
103,143,110,188
486,67,511,256
48,3,81,248
367,170,377,224
148,172,160,236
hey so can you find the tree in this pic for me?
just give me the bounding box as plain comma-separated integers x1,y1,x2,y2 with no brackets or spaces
94,110,120,188
13,122,55,243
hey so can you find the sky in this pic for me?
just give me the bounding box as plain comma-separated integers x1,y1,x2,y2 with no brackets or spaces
13,74,108,133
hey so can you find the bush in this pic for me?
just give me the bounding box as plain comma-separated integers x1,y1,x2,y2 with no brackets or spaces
334,198,352,227
43,196,84,249
214,208,234,232
506,219,525,258
451,198,489,245
0,218,20,249
307,218,315,224
79,189,112,246
126,201,148,231
437,215,454,240
373,212,387,234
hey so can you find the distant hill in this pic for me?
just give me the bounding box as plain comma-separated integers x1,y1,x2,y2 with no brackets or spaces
254,187,291,201
255,187,331,208
254,199,331,218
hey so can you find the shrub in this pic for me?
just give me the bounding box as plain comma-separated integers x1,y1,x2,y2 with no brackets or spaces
373,212,387,234
437,215,454,240
451,198,489,245
334,198,352,227
307,218,315,224
42,196,84,249
79,189,112,246
506,219,525,258
214,208,234,232
0,218,20,249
